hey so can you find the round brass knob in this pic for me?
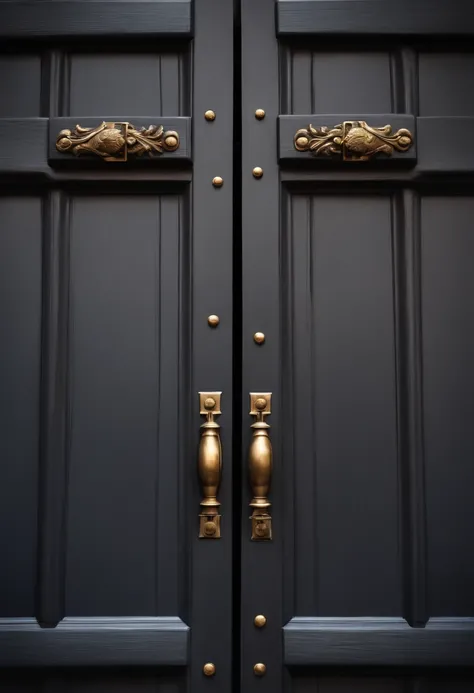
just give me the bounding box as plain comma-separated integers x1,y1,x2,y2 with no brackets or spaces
212,176,223,187
208,314,220,327
252,166,263,178
203,663,216,677
254,663,266,676
255,109,265,120
255,397,267,410
254,614,267,628
253,332,265,345
204,397,216,410
205,110,216,121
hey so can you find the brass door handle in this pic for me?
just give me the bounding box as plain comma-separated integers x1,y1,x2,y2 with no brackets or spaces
248,393,272,541
198,392,222,539
294,120,413,161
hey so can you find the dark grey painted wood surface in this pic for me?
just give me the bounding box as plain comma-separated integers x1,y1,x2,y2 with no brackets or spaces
277,0,474,36
0,1,193,39
0,1,234,691
49,117,192,164
0,617,189,667
243,1,474,693
284,618,474,666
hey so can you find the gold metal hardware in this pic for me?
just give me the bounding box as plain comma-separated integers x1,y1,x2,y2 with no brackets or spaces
208,315,220,327
294,121,414,161
255,109,266,120
254,663,267,676
253,332,265,345
198,392,222,539
252,166,263,178
56,122,179,162
254,614,267,628
204,110,216,121
249,393,272,541
212,176,224,187
203,663,216,676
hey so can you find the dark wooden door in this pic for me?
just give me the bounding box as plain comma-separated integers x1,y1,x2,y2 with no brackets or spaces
241,1,474,693
0,2,234,692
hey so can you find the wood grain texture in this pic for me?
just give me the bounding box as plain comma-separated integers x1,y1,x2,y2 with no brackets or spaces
0,1,192,39
284,617,474,666
391,191,427,628
276,0,474,36
0,617,189,667
37,191,71,627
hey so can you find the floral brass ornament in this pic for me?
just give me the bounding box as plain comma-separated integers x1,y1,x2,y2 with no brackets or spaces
294,121,413,162
56,121,179,162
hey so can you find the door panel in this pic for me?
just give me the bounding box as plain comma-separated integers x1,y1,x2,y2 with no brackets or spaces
0,0,233,690
242,2,474,693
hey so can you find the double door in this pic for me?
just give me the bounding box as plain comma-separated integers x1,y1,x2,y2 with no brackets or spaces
1,1,473,692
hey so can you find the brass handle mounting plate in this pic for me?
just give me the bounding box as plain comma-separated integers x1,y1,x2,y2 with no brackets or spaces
248,393,272,541
294,120,414,162
56,121,179,162
198,392,222,539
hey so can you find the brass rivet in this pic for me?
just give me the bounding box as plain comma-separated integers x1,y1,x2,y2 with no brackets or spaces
203,663,216,677
208,314,220,327
252,166,263,178
255,397,267,410
253,332,265,345
204,397,216,410
254,614,267,628
255,109,266,120
254,663,266,677
212,176,223,187
205,110,216,121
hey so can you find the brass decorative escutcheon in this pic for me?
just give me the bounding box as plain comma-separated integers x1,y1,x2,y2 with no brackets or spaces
56,121,179,162
293,121,414,162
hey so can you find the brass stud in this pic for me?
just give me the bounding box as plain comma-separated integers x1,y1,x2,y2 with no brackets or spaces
253,332,265,345
254,614,267,628
255,397,267,411
203,663,216,677
252,166,263,178
205,110,216,121
212,176,223,187
255,109,266,120
208,314,220,327
254,663,267,677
